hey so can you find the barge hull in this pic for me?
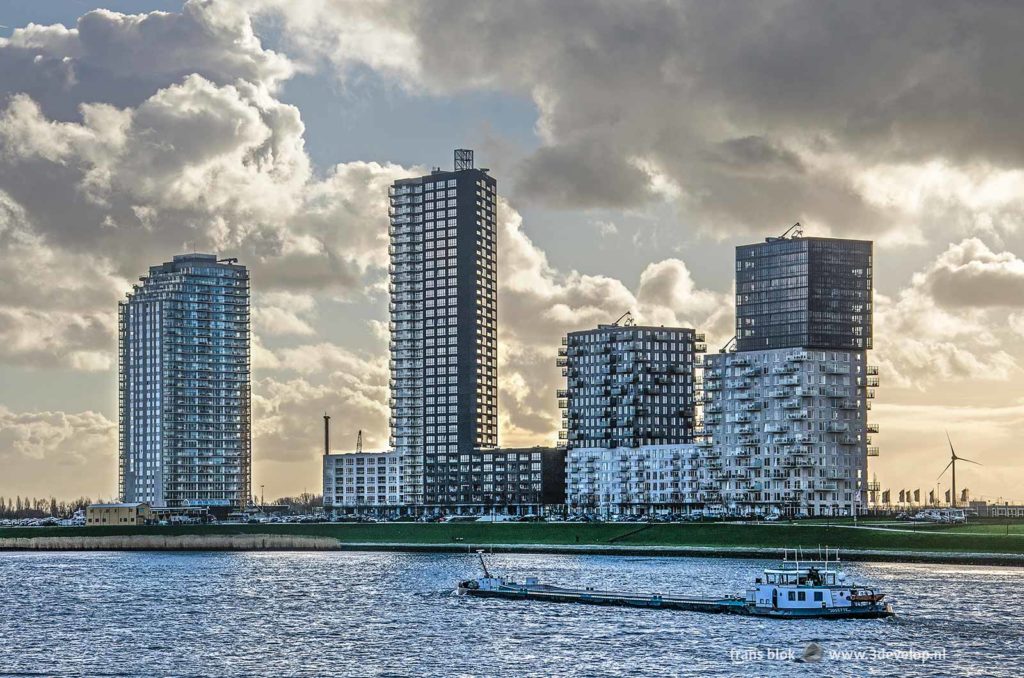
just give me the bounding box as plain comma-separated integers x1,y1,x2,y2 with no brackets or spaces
460,587,893,619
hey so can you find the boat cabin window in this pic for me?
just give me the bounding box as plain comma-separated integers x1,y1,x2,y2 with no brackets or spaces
797,591,806,601
787,591,795,601
814,591,823,602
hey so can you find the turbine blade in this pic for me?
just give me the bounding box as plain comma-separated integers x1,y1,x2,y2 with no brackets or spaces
958,456,982,466
946,430,957,459
937,460,953,479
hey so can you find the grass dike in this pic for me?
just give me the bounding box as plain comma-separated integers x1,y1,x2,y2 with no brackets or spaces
2,520,1024,564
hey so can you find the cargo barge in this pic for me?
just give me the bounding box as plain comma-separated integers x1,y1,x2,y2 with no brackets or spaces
457,549,894,620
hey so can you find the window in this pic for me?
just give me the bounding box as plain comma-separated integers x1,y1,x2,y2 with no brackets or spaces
813,591,823,602
788,591,795,601
797,591,806,601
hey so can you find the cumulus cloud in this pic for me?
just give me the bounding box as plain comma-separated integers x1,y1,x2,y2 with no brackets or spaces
0,1,414,370
253,367,389,464
919,238,1024,308
247,0,1024,242
0,405,116,498
253,292,317,337
873,239,1023,387
0,2,293,121
495,200,731,444
6,0,1024,502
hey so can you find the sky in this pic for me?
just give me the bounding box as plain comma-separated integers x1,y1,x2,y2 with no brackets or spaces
1,0,1023,504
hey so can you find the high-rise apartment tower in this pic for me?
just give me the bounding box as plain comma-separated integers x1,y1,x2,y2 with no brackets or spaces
388,150,498,508
119,253,251,509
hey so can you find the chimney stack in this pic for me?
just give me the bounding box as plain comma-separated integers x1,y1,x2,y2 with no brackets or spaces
323,413,331,456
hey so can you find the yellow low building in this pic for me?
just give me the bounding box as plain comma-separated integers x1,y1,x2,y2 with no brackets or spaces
86,502,153,526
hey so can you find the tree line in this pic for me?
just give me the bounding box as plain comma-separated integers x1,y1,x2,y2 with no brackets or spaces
0,496,95,519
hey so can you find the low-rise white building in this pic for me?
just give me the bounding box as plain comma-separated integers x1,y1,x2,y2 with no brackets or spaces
566,444,702,515
323,451,401,513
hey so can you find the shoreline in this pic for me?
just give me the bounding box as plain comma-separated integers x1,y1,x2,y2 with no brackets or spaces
2,534,1023,566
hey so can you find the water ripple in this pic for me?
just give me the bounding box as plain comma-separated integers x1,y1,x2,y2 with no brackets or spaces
0,552,1021,677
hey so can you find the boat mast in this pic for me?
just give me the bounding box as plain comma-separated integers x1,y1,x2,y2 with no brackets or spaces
477,550,491,578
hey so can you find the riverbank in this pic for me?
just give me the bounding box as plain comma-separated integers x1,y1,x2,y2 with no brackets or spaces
2,522,1024,565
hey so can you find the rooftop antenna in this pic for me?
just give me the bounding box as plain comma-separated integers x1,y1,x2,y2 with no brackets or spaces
323,413,330,457
612,311,635,327
454,148,474,171
938,431,981,508
356,429,363,454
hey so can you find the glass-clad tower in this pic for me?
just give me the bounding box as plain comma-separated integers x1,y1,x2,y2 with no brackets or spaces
119,253,251,509
388,149,498,508
735,237,872,351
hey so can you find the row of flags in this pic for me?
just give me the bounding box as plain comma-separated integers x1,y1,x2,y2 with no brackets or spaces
877,488,969,505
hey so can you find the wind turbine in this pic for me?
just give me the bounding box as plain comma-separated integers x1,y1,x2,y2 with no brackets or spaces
938,431,981,507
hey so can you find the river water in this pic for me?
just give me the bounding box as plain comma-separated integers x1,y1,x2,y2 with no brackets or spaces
0,551,1020,677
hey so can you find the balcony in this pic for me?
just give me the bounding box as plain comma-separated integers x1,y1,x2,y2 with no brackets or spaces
866,423,880,434
867,447,880,457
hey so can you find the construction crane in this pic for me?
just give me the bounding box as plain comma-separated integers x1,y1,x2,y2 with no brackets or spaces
612,311,636,327
768,222,803,241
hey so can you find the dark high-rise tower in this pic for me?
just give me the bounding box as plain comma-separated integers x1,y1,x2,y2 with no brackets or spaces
119,254,251,509
388,150,498,508
558,319,704,450
735,236,872,352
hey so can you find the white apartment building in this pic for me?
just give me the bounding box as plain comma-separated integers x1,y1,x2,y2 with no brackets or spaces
323,452,401,513
702,348,878,517
566,444,702,515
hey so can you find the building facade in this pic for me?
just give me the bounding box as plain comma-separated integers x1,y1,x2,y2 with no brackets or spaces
388,149,498,509
703,235,877,517
323,451,402,513
119,253,251,509
558,321,704,451
566,444,701,515
324,447,565,515
86,502,153,526
701,348,877,516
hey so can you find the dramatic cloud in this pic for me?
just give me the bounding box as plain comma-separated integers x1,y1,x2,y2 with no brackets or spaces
248,0,1024,239
0,406,116,498
253,292,318,337
0,2,293,121
873,239,1022,387
920,238,1024,308
252,347,390,464
495,200,731,444
4,0,1024,502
